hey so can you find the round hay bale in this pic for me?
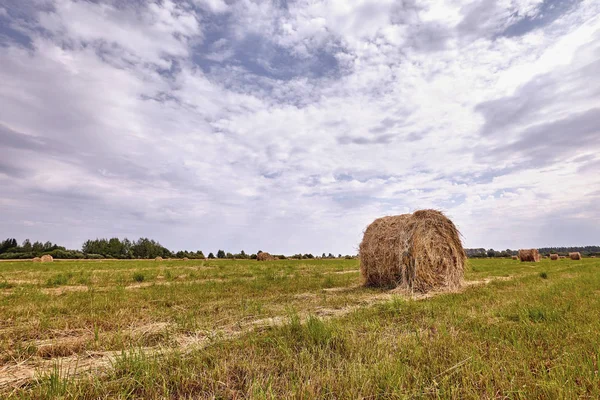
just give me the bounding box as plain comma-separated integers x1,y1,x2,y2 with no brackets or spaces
559,256,566,259
359,209,466,292
511,255,519,260
40,255,54,263
256,251,275,261
550,254,559,260
569,252,582,260
155,256,163,261
518,249,540,262
32,257,42,262
182,257,189,261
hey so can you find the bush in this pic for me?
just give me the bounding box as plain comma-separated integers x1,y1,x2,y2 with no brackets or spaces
133,272,145,283
85,254,104,259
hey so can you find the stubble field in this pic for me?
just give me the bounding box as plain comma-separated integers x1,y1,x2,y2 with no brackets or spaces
1,257,599,398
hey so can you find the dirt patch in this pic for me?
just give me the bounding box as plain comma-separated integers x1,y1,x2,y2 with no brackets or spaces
331,270,359,275
321,285,361,293
293,293,318,300
41,286,89,295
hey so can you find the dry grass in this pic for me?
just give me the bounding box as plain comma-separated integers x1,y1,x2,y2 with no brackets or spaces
256,252,275,261
518,249,540,262
359,209,465,292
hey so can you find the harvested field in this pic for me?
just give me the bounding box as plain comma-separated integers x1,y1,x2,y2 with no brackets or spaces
1,257,599,398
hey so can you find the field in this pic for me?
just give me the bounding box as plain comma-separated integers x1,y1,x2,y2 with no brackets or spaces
1,257,599,398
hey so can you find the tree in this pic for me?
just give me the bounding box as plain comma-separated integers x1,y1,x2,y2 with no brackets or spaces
487,248,495,258
217,250,226,259
32,241,44,254
208,252,215,259
22,239,32,253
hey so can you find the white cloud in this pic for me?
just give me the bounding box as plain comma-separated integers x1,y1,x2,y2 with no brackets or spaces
0,0,599,253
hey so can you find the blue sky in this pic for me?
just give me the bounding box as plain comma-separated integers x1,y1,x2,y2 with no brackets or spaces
1,0,599,254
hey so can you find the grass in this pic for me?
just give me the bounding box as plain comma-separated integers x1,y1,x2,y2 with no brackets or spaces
132,272,145,282
0,257,599,398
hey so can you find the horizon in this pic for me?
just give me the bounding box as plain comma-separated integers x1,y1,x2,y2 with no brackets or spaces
1,0,599,254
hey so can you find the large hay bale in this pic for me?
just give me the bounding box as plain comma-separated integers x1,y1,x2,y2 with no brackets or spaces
359,209,466,292
511,255,519,260
40,255,53,263
518,249,540,262
550,254,559,260
32,257,42,262
155,256,163,261
257,251,275,261
569,252,582,260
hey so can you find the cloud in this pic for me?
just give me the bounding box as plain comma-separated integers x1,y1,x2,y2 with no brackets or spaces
0,0,599,253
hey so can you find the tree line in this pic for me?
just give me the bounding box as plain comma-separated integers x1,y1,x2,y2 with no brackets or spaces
0,237,355,260
466,246,600,258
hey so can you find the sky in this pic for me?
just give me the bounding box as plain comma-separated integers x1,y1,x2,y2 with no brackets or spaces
0,0,599,255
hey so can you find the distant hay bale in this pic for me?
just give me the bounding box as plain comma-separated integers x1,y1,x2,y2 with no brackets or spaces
32,257,42,262
550,254,559,260
155,256,163,261
40,255,53,263
569,252,582,260
359,209,466,292
511,256,518,260
257,251,275,261
518,249,540,262
560,256,566,259
182,257,189,261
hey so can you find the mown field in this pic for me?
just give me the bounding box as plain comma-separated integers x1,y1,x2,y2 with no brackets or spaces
1,257,599,399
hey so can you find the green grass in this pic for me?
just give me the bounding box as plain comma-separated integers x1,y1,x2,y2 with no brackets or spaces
1,257,599,398
132,272,146,282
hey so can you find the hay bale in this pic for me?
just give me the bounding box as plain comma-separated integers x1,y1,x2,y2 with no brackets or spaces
40,255,53,263
569,252,582,260
560,256,566,259
182,257,189,261
32,257,42,262
518,249,540,262
155,256,163,261
550,254,559,260
257,251,275,261
511,255,518,260
359,209,465,292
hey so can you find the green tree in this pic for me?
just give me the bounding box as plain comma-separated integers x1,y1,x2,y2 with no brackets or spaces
217,250,226,259
22,239,32,253
32,241,44,254
208,252,215,259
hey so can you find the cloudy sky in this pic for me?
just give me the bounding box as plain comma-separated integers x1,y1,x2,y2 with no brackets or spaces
1,0,599,254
